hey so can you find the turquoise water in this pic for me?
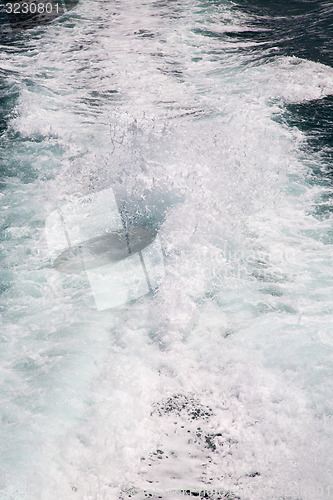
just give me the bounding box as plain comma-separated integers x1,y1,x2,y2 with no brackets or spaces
0,1,333,498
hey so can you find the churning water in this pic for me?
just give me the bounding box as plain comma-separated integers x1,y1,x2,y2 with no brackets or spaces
0,1,333,499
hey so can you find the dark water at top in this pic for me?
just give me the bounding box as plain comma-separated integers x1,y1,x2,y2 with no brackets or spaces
230,0,333,67
227,0,333,196
1,0,332,182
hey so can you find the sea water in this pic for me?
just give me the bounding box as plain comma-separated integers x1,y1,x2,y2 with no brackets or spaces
0,1,332,499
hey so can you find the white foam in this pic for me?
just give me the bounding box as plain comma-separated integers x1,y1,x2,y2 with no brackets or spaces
1,0,332,498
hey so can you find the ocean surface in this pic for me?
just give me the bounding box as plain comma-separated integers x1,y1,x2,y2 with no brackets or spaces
0,1,332,499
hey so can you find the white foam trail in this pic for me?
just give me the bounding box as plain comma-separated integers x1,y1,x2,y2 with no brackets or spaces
0,0,332,498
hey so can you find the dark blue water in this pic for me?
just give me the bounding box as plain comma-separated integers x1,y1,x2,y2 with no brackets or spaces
230,0,333,216
230,0,333,65
199,0,333,169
